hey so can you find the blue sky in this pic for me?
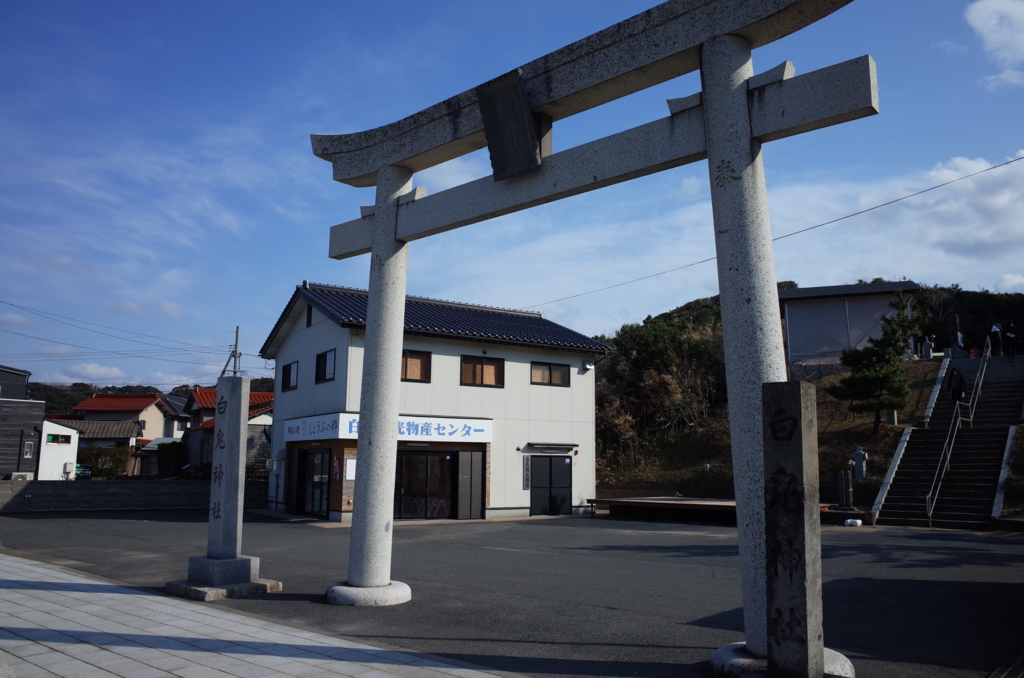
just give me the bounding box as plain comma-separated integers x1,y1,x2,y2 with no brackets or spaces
1,0,1022,389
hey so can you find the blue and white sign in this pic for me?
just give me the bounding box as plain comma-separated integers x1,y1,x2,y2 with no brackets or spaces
284,412,492,443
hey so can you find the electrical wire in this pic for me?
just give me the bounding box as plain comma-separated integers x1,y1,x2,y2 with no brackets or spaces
0,328,225,367
0,299,227,353
523,154,1024,309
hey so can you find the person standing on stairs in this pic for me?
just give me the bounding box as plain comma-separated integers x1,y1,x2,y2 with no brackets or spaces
947,367,967,404
990,319,1003,357
1005,322,1018,363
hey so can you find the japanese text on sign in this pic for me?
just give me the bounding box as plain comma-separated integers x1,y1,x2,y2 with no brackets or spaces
284,412,492,443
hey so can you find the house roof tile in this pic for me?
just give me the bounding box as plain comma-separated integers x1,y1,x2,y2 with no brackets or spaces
71,393,162,412
260,282,612,358
191,402,273,432
191,387,273,410
71,420,144,439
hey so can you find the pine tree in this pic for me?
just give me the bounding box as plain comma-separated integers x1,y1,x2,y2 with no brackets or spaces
825,294,918,435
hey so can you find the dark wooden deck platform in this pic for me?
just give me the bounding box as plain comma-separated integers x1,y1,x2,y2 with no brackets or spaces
586,496,874,525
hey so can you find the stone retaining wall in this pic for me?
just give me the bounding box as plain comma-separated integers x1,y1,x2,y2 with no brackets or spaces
0,479,268,513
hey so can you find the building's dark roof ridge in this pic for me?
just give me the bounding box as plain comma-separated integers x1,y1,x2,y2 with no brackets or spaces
260,281,612,358
0,364,32,376
303,281,544,319
779,280,921,301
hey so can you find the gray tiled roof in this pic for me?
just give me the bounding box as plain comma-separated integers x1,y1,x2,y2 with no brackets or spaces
163,395,187,416
261,282,612,357
67,420,143,440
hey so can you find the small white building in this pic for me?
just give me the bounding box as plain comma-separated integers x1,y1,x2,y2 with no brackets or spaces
39,420,80,480
259,282,610,522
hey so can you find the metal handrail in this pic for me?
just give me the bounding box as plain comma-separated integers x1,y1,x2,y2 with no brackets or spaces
926,401,961,526
963,337,991,427
925,336,991,525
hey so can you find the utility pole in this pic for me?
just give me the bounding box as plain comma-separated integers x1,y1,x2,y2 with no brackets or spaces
233,326,240,376
220,326,241,377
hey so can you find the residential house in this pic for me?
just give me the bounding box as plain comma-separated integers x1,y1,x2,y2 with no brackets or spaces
259,281,611,522
39,419,81,480
71,393,187,441
0,364,43,479
182,387,273,467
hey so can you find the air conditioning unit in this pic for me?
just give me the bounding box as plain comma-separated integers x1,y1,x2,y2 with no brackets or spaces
12,473,33,481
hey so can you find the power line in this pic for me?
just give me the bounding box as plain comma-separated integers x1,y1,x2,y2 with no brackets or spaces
0,328,224,367
0,299,228,351
524,154,1024,309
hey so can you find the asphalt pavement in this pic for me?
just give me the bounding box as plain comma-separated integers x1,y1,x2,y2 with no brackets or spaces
1,509,1022,678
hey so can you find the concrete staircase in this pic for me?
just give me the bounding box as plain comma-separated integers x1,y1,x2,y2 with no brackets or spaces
878,356,1023,529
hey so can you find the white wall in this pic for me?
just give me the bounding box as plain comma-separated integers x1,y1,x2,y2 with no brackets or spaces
268,306,598,514
348,332,597,512
269,304,351,507
40,421,79,480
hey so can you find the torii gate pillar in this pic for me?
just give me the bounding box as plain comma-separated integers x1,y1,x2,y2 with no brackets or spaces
325,165,414,606
701,35,788,659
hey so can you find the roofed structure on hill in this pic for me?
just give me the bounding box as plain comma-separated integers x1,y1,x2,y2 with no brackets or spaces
779,280,921,365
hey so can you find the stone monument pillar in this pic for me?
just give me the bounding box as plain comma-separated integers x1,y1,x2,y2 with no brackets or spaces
700,34,789,657
167,376,281,601
325,164,413,606
713,382,854,677
763,381,824,677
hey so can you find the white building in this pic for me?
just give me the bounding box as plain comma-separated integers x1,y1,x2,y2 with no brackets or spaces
259,282,610,522
39,420,80,480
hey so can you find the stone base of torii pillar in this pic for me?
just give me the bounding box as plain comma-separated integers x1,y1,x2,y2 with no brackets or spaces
711,644,855,678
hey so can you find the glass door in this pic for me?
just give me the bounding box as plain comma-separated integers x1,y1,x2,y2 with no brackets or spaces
395,453,453,519
302,450,330,519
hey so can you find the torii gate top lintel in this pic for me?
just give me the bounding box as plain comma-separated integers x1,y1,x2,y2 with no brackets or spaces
311,0,853,188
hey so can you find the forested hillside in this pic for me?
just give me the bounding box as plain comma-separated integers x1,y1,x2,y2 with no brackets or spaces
593,282,1023,489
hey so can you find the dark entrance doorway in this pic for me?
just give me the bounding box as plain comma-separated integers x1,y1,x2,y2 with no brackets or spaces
530,455,572,516
296,449,329,519
395,453,453,519
457,450,485,520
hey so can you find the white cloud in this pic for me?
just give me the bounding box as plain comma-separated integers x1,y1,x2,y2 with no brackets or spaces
0,313,30,327
678,176,704,197
65,363,128,382
982,68,1024,88
153,302,182,319
109,302,145,317
934,40,969,54
416,152,491,193
966,0,1024,88
995,273,1024,292
36,345,76,355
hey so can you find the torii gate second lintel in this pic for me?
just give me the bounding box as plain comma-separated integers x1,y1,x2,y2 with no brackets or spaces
327,55,877,259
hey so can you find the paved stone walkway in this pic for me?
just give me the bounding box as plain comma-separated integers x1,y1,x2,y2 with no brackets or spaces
0,554,502,678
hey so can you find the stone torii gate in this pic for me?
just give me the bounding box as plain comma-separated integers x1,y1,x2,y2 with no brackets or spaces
312,0,876,661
